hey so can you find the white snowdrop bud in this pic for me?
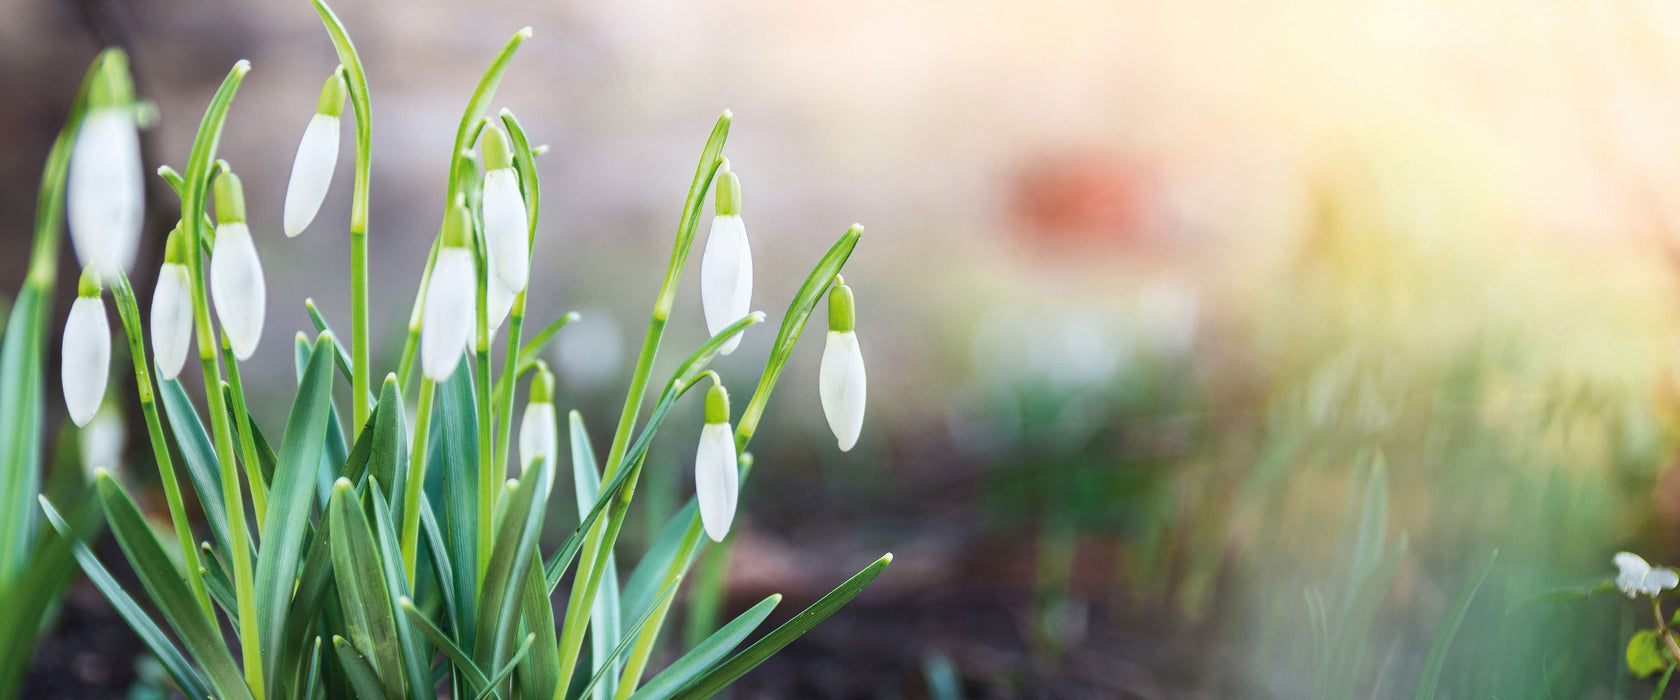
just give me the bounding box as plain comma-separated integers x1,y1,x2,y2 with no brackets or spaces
700,161,752,355
488,273,515,335
518,362,558,496
1615,552,1679,598
63,270,111,428
480,126,530,293
68,52,144,278
421,204,477,382
150,225,194,380
209,171,266,360
695,382,739,542
283,71,347,238
819,277,866,452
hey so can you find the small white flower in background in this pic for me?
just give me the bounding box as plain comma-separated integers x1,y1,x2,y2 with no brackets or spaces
819,276,866,451
1614,552,1679,598
518,362,558,496
209,171,266,360
421,203,477,381
283,70,347,238
68,51,144,278
695,381,739,542
480,125,530,293
62,269,111,428
700,160,752,355
150,225,194,380
79,401,126,480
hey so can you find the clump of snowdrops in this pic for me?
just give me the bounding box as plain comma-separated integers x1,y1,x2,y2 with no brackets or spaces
19,2,889,698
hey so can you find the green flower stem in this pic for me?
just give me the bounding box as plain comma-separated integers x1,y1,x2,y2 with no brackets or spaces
492,292,526,473
476,268,496,586
179,60,263,698
110,273,214,619
400,377,436,587
310,0,374,438
554,111,731,700
220,339,268,525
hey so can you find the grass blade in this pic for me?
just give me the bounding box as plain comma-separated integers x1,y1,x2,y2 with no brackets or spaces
332,635,390,700
1413,550,1498,700
399,597,490,690
473,457,552,679
328,479,406,699
630,593,782,700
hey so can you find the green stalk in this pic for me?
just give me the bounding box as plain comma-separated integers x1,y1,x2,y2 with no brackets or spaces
491,109,541,476
221,338,268,525
310,0,374,437
110,273,214,619
476,252,495,585
401,378,436,586
178,60,263,698
554,111,731,700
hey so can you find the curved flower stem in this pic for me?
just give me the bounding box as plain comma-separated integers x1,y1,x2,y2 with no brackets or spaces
310,0,374,437
110,273,213,619
1654,599,1680,663
179,60,263,698
220,338,268,525
400,377,436,586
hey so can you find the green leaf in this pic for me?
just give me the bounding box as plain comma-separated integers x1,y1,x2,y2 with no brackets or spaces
328,479,406,700
474,634,537,700
1413,550,1497,700
333,635,391,700
399,597,490,689
303,637,324,700
158,379,235,560
256,334,337,674
39,497,215,700
517,542,561,700
661,553,894,700
579,580,681,700
419,495,460,633
1628,629,1669,679
473,458,552,679
222,385,278,485
370,377,410,511
305,299,377,407
621,501,701,622
198,543,240,625
94,473,253,700
435,350,481,641
366,480,434,700
514,312,580,375
571,412,623,700
631,593,782,700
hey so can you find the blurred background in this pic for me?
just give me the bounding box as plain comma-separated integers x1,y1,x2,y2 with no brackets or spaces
8,0,1680,697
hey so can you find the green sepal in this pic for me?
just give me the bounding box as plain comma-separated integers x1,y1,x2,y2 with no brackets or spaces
77,267,102,298
213,169,247,225
481,125,513,172
87,50,135,110
317,68,349,117
530,361,554,404
442,201,472,249
704,383,730,425
714,160,741,216
164,224,188,265
827,278,854,333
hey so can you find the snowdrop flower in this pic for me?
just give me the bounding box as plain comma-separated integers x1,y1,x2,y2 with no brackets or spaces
150,225,193,380
695,382,739,542
1615,552,1679,598
819,277,866,451
62,269,111,428
67,51,143,278
480,125,529,293
283,70,347,237
700,160,752,355
421,203,477,381
209,171,266,360
518,362,558,496
79,401,126,480
488,273,515,335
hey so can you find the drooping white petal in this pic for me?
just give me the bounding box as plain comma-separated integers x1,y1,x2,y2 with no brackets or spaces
1616,552,1679,597
283,114,340,237
700,215,753,355
694,422,739,542
62,297,111,428
819,330,867,451
79,401,126,479
519,401,558,496
68,109,144,277
482,169,530,292
210,223,266,360
422,248,477,381
150,262,194,380
488,272,515,334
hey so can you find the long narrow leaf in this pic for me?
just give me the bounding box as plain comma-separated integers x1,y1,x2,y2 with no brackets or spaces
328,479,406,700
1413,550,1498,700
630,593,782,700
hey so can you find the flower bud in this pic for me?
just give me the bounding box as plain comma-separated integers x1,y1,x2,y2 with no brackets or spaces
283,70,347,237
819,278,866,451
518,362,558,496
481,126,530,293
695,382,738,542
210,171,265,360
150,225,194,380
63,269,111,428
68,51,143,278
700,161,752,355
421,204,477,381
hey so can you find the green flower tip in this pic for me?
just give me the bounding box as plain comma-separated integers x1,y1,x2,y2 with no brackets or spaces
88,49,135,110
442,202,473,248
213,170,247,224
827,281,855,333
705,382,731,425
531,361,555,404
77,267,103,298
482,125,513,172
164,224,187,265
316,69,348,117
715,160,742,216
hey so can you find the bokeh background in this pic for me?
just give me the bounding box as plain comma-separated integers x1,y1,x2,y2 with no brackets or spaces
9,0,1680,697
